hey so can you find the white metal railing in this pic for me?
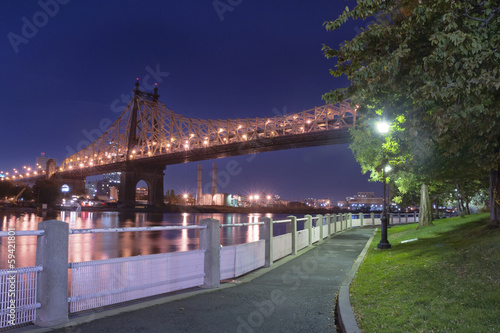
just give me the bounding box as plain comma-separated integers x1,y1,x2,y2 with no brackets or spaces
219,222,264,227
0,266,43,329
0,230,44,237
220,240,265,280
69,225,206,234
68,250,205,313
349,212,419,227
272,219,291,224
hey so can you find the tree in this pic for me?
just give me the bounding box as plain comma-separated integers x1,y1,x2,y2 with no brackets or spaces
33,180,61,206
323,0,500,227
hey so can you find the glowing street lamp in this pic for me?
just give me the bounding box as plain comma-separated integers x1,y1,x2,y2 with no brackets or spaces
377,120,391,249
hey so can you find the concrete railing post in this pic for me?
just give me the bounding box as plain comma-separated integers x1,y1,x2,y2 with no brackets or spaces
333,214,337,234
262,218,273,267
390,213,394,225
399,213,402,224
316,214,323,241
349,213,352,228
325,214,331,237
305,215,313,247
343,213,347,230
370,212,375,225
287,215,297,255
360,213,363,227
35,220,69,327
200,218,220,289
406,213,408,224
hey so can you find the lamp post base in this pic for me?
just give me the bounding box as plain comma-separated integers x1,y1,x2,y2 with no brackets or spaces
377,241,392,249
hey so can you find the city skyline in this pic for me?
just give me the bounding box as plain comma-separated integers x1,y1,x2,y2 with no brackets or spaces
1,1,380,202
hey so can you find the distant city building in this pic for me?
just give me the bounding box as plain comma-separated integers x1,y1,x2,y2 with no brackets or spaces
35,152,55,171
109,186,119,201
93,172,121,197
86,181,97,197
342,192,383,211
303,198,332,208
136,187,148,200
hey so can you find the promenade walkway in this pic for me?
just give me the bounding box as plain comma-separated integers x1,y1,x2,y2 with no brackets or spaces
18,228,374,333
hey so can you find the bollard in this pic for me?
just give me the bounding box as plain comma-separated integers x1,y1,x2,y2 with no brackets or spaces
261,218,273,267
305,215,313,247
317,214,323,241
287,215,297,255
200,218,220,289
35,220,69,327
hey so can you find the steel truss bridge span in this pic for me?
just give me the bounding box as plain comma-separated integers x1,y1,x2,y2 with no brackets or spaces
60,96,356,178
6,82,357,206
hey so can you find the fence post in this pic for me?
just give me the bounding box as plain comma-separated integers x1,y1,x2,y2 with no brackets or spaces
316,214,323,241
35,220,69,327
200,218,220,289
370,212,375,225
349,213,352,228
332,214,337,234
343,213,347,230
399,213,402,224
287,215,297,255
262,217,273,267
360,213,363,227
406,213,408,224
305,215,313,247
325,214,331,237
390,213,394,225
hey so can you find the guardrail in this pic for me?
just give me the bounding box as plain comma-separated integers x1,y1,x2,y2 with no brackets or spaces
1,211,394,330
349,212,419,227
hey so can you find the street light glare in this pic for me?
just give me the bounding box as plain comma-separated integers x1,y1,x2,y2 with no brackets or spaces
385,165,392,172
376,121,390,134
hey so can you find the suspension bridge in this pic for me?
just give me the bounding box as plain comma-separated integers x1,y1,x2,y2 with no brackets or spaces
2,80,357,206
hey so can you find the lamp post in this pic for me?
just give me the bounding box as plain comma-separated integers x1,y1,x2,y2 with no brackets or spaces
376,121,391,249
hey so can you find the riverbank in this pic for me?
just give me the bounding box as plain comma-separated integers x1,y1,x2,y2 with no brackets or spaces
0,204,348,216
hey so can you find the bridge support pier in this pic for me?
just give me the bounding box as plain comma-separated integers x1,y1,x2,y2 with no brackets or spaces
119,165,165,207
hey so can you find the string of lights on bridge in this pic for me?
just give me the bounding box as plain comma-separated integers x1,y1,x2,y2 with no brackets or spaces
0,164,46,181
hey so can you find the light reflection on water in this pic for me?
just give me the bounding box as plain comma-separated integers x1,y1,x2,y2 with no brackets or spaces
0,211,292,269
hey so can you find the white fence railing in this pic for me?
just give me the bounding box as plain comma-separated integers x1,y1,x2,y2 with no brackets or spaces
68,250,205,313
3,211,406,330
0,266,42,329
220,240,265,280
350,213,419,227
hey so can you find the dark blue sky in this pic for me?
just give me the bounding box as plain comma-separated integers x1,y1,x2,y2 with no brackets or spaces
0,1,380,202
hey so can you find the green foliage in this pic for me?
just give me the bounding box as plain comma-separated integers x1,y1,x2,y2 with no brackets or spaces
324,0,499,220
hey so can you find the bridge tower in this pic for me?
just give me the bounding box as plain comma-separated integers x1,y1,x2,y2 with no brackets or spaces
118,80,165,207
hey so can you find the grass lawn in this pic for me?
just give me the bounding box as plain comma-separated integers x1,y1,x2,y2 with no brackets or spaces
350,213,500,332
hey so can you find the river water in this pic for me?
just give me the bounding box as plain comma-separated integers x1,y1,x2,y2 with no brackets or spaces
0,211,299,269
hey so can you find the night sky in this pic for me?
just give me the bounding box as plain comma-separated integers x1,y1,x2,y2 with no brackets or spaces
1,1,381,202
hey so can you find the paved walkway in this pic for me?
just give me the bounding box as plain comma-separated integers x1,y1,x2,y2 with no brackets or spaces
24,228,374,333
